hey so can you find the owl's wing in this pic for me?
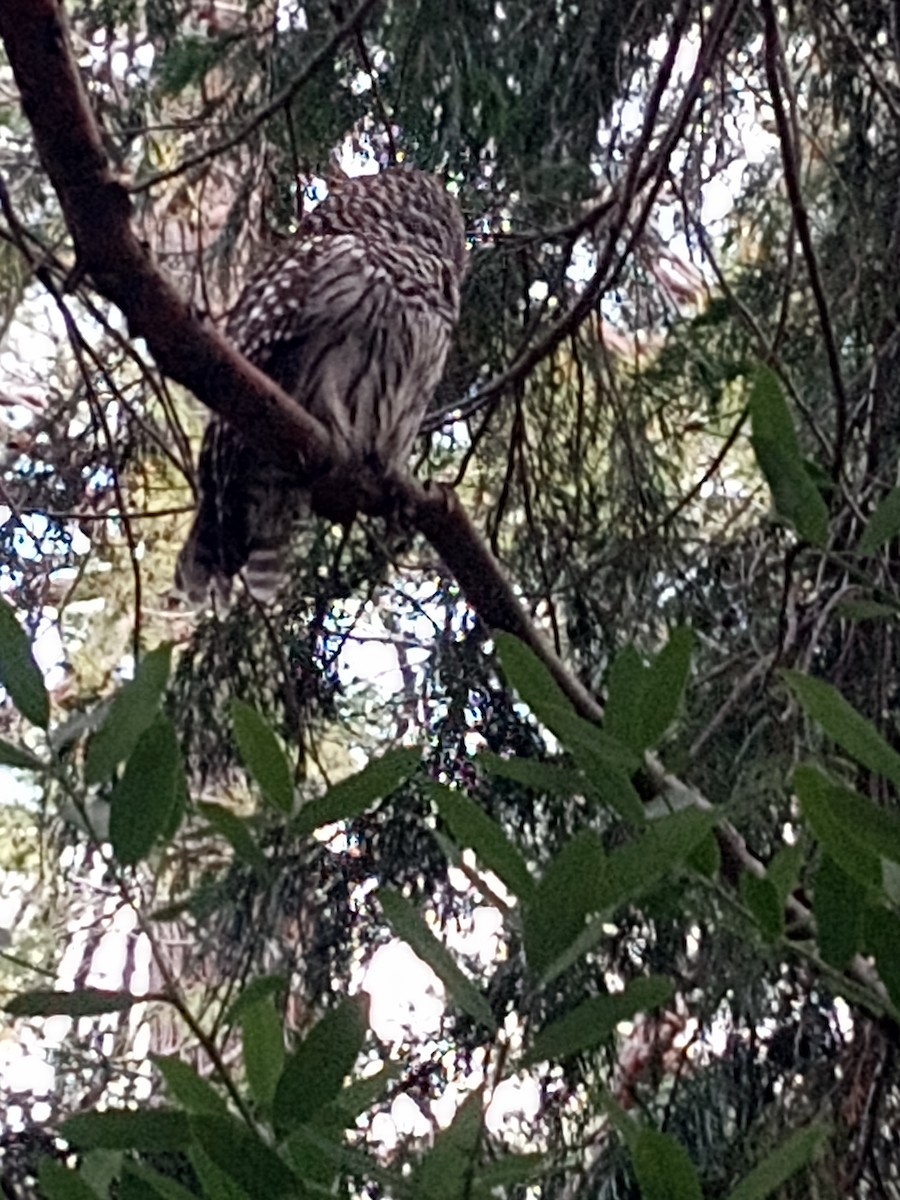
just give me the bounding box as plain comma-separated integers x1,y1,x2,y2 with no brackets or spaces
176,229,458,605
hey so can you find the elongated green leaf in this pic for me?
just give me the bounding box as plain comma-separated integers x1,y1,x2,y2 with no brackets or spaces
153,1055,228,1116
0,596,49,728
727,1124,827,1200
326,1061,400,1126
603,644,647,754
412,1089,483,1200
783,671,900,788
428,781,535,901
62,1110,190,1152
85,644,172,784
609,808,717,904
741,874,783,942
749,367,829,546
640,627,694,750
0,737,45,770
120,1163,201,1200
825,787,900,865
109,716,182,866
231,701,293,814
478,749,587,798
767,841,804,904
687,830,720,878
189,1145,252,1200
190,1116,299,1200
793,766,881,889
199,802,270,878
814,855,863,970
294,747,422,835
6,988,137,1017
523,831,609,977
38,1161,102,1200
226,975,287,1023
284,1124,399,1193
525,977,673,1065
474,1154,547,1190
859,487,900,556
273,996,368,1135
496,634,638,776
862,906,900,1010
242,996,284,1110
632,1129,702,1200
380,889,496,1031
590,764,647,829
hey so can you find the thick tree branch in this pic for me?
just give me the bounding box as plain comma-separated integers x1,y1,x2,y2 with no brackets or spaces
0,0,333,476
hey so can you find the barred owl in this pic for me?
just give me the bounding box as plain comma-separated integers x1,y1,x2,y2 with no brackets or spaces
176,167,467,603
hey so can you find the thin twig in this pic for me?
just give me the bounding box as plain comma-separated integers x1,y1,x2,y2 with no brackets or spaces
131,0,380,194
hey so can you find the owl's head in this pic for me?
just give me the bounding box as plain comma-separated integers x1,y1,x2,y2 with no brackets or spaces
307,166,468,279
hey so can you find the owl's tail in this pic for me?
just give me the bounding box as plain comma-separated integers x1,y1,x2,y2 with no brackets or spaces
175,482,304,606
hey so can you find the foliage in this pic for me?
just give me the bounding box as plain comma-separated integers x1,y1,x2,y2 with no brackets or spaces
4,0,900,1198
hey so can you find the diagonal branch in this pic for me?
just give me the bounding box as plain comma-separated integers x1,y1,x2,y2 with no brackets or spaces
0,0,333,477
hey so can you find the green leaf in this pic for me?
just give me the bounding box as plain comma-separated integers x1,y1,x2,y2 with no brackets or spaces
609,808,717,905
294,747,422,835
783,671,900,789
793,766,882,889
61,1110,190,1152
0,596,49,728
523,831,608,977
474,1154,547,1191
825,787,900,866
380,889,496,1031
241,996,285,1110
119,1163,201,1200
727,1124,827,1200
332,1066,400,1129
226,975,287,1023
85,644,172,784
740,874,783,942
190,1116,299,1200
6,988,137,1017
859,487,900,555
231,700,294,814
496,634,639,776
198,802,270,878
749,366,829,546
153,1055,228,1116
590,764,647,829
284,1124,397,1193
478,750,587,798
640,627,694,749
687,830,720,878
862,906,900,1010
767,841,804,904
0,736,46,770
189,1145,253,1200
428,781,535,901
412,1088,483,1200
813,856,864,970
109,716,182,866
525,977,674,1065
38,1161,102,1200
273,996,368,1135
604,644,648,754
632,1128,702,1200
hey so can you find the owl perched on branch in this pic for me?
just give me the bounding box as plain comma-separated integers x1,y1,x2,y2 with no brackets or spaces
176,167,467,603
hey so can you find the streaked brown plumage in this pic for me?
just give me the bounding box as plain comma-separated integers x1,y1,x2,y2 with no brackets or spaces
176,167,467,603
